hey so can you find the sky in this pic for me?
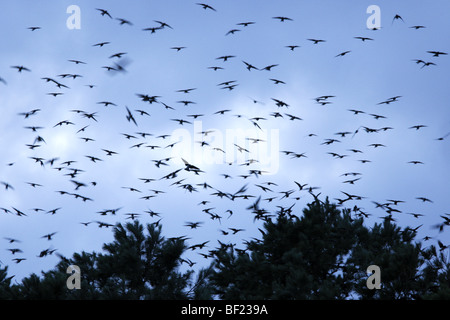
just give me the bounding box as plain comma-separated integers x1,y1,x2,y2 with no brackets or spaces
0,0,449,283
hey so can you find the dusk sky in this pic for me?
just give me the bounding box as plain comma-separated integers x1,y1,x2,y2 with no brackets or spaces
0,0,449,282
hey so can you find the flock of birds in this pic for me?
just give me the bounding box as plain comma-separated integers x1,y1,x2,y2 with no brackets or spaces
0,3,449,279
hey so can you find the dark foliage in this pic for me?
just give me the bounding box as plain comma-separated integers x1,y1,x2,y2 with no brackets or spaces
207,198,450,300
1,199,449,300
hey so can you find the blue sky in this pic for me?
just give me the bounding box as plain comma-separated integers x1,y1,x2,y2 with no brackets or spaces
0,0,449,282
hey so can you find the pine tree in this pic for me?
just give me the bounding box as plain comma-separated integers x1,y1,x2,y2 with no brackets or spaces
1,198,448,300
207,198,449,299
0,265,14,299
5,220,210,300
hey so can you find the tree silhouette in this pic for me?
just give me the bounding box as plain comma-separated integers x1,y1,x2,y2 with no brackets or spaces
1,198,449,300
0,266,14,299
207,198,450,300
3,221,210,299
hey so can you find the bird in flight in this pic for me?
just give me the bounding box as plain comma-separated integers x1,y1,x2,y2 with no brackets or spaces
408,161,424,165
216,55,235,62
420,61,437,69
109,52,127,59
427,51,448,57
286,45,300,51
261,64,278,71
176,88,196,94
226,29,241,36
273,16,293,22
184,221,203,229
68,59,86,65
335,51,351,57
284,113,302,121
307,38,326,44
435,132,450,141
93,42,110,47
368,143,386,148
354,36,373,42
97,101,117,107
269,79,285,85
41,232,57,241
242,61,259,71
96,8,112,18
154,20,173,29
368,113,386,120
197,3,216,11
392,14,404,24
348,109,365,115
102,149,118,156
237,22,255,27
11,65,31,72
416,197,433,203
125,107,138,126
409,125,427,130
143,26,163,33
116,18,133,26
